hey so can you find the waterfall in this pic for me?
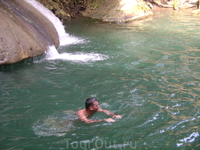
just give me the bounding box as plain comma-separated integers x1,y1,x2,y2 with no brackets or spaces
25,0,108,62
24,0,81,46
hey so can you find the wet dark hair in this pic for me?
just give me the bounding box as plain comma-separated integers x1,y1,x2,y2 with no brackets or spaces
85,97,97,110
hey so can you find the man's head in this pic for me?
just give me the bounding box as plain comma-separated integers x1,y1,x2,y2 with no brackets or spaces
85,97,99,111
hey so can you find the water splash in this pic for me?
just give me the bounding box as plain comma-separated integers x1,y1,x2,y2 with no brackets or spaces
24,0,81,46
46,46,108,62
32,110,76,137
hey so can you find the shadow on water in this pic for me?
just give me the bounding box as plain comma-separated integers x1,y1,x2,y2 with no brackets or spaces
0,54,46,72
0,58,34,72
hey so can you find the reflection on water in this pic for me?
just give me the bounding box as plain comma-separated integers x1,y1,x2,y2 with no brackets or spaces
1,9,200,149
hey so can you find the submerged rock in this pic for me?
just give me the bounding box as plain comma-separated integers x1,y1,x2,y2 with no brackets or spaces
0,0,59,65
81,0,153,22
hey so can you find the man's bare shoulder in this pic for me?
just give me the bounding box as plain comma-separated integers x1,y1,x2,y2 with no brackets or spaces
76,109,85,116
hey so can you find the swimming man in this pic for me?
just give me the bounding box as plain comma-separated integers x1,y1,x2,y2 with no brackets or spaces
76,97,122,123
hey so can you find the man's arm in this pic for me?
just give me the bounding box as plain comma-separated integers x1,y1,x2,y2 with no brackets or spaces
80,116,115,124
98,109,122,119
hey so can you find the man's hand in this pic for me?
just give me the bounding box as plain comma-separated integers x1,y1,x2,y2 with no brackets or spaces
104,118,115,122
112,115,122,119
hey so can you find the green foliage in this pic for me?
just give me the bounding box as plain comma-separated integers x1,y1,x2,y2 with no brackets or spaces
37,0,88,21
93,5,98,9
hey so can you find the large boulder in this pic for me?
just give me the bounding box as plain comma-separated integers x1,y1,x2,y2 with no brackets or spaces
81,0,153,22
0,0,59,65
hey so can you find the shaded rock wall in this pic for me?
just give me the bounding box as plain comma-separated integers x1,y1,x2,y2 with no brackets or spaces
37,0,87,21
0,0,59,65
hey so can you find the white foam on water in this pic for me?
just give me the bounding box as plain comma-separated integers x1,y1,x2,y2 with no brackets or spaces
46,46,108,62
32,110,76,137
24,0,82,46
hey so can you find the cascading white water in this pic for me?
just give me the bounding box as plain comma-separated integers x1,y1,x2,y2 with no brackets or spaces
46,46,108,62
24,0,81,46
25,0,108,62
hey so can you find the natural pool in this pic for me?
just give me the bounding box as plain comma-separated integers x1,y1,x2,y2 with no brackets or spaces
0,9,200,149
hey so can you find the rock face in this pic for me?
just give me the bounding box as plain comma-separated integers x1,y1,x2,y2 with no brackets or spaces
37,0,153,22
37,0,87,21
0,0,59,65
35,0,199,23
81,0,153,22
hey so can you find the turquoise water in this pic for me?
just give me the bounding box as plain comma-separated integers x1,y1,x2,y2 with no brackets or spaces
1,9,200,149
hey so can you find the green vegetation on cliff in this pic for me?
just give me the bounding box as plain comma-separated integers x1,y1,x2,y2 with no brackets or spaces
37,0,88,21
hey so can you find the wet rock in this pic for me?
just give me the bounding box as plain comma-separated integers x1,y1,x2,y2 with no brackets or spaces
0,0,59,65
